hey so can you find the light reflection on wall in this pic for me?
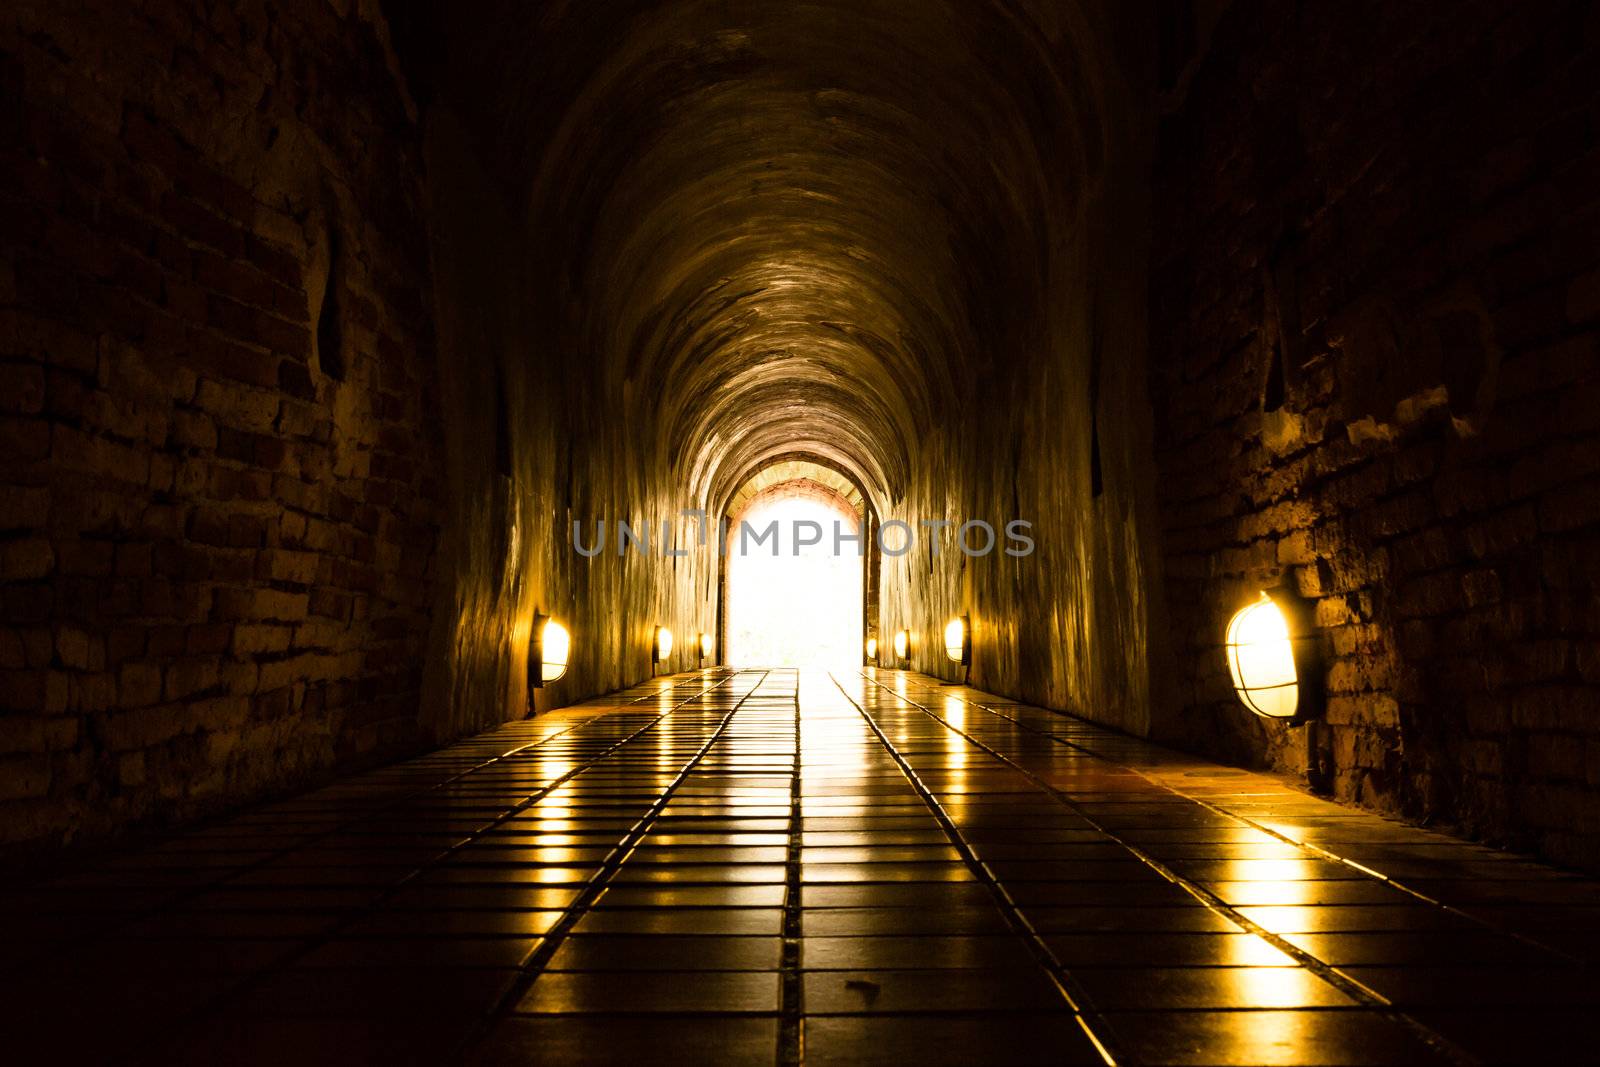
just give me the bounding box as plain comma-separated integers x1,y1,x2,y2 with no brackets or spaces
726,490,864,668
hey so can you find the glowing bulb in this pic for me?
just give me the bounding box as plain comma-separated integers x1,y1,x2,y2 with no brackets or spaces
892,629,909,659
698,631,713,658
1226,593,1299,718
865,637,877,659
654,626,674,662
533,614,569,684
943,615,969,664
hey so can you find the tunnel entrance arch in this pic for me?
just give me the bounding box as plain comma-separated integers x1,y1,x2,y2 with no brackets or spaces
719,459,879,669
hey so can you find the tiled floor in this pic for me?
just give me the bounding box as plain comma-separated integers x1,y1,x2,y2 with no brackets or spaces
4,668,1599,1065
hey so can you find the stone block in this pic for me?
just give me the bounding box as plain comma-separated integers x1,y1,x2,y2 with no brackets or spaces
118,662,163,707
1,539,54,581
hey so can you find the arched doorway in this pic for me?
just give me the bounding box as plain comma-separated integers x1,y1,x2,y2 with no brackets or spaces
724,478,865,668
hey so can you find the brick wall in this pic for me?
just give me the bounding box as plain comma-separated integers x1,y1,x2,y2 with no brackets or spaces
1151,1,1600,869
0,1,441,851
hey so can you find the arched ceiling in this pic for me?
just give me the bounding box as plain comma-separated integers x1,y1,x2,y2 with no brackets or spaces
724,458,866,522
405,0,1109,509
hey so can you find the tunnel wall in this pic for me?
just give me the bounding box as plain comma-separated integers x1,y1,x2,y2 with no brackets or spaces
0,0,442,850
1150,0,1600,868
877,0,1170,739
415,102,719,739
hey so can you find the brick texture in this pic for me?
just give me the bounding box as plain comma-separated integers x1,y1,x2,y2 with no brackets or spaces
1151,1,1600,870
0,0,441,852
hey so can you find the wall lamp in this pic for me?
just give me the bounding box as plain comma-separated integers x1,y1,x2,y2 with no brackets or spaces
653,625,674,667
892,628,910,662
864,636,877,662
698,631,713,663
1225,589,1323,722
529,613,570,689
944,614,971,683
943,615,971,666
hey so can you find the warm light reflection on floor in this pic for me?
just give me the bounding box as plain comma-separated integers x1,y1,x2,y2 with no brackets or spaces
26,668,1597,1065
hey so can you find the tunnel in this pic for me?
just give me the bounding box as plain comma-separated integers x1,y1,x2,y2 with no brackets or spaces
2,0,1600,1062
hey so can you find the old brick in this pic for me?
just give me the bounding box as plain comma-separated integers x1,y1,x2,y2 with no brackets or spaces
257,548,319,585
0,361,46,414
187,329,279,389
163,275,208,322
206,293,310,358
0,670,46,712
185,622,233,656
227,513,266,548
160,193,244,257
253,435,288,471
220,660,259,696
1529,734,1588,781
277,358,315,399
0,756,51,800
52,425,150,484
117,661,163,706
56,540,114,577
163,658,219,700
1568,267,1600,324
54,625,100,671
102,704,185,751
170,409,217,450
1537,479,1600,534
212,587,309,622
0,486,49,529
1,416,51,461
243,235,302,289
215,426,256,463
309,588,351,620
1511,686,1600,731
0,715,77,755
114,542,152,578
1,539,54,580
0,631,22,671
106,625,146,665
191,249,276,308
194,378,278,433
259,652,332,691
118,751,146,787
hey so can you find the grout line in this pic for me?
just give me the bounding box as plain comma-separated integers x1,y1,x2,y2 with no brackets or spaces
863,673,1482,1067
779,672,805,1065
456,669,779,1051
3,684,691,971
831,672,1123,1067
136,671,747,1064
965,692,1590,968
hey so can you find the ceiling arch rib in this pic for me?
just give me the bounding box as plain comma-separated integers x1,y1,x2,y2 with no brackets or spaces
724,459,866,521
